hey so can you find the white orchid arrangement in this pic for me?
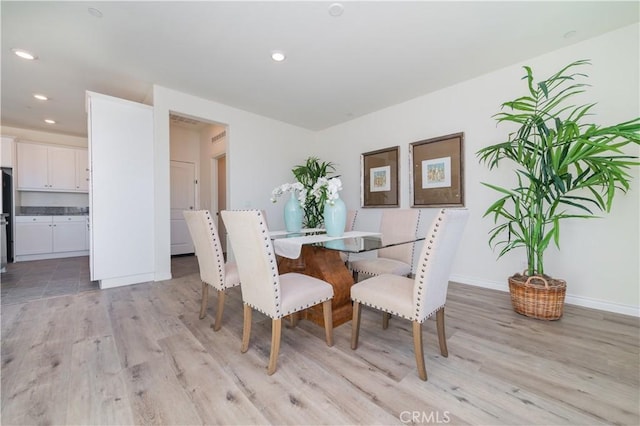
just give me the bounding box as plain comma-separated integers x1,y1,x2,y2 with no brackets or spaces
273,157,339,228
270,181,306,206
312,177,343,206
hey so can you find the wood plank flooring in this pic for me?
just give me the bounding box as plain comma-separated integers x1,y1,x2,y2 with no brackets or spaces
1,255,638,425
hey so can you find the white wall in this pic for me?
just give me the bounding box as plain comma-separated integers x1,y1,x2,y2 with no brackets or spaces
153,86,317,280
316,24,640,315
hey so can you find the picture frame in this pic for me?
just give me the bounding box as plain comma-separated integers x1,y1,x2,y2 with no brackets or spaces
361,146,399,208
409,132,464,207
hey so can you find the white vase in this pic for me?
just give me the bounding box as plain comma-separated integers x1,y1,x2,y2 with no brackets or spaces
284,191,303,232
323,195,346,237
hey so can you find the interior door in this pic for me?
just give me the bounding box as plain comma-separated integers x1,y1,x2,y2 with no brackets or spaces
170,160,196,255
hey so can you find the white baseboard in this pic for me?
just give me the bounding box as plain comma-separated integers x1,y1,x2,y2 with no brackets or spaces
15,250,89,262
99,272,155,289
154,272,172,281
450,274,640,318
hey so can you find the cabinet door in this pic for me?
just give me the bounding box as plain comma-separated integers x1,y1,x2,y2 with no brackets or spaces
1,136,15,168
85,217,90,250
53,218,86,252
48,147,76,191
75,149,89,192
15,219,53,255
17,143,48,190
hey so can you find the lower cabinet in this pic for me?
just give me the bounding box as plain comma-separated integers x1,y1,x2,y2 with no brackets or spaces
15,216,89,261
15,216,53,256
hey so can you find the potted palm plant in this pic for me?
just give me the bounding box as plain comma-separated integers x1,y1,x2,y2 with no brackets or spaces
477,59,640,320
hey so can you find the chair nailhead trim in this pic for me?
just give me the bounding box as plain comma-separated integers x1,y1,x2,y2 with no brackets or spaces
413,208,447,321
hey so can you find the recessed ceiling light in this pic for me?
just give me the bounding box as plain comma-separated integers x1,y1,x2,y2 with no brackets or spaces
33,94,48,101
44,119,56,124
271,51,286,62
12,48,37,60
328,3,344,17
88,7,103,18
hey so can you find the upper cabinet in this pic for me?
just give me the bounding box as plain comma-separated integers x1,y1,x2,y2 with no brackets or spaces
16,142,88,193
75,149,89,192
1,136,15,167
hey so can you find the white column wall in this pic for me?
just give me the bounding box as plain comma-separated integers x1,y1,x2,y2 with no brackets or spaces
315,24,640,315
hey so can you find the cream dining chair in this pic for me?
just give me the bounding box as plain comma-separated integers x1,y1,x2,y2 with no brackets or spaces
183,210,241,331
221,209,334,375
349,209,420,281
350,208,469,381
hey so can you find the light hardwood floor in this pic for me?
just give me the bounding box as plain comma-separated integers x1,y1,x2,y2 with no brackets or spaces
1,255,638,425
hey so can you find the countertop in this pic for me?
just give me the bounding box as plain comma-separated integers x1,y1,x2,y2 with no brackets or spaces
16,207,89,216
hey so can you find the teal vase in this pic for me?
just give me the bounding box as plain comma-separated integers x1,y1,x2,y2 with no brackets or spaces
323,195,346,237
284,191,303,232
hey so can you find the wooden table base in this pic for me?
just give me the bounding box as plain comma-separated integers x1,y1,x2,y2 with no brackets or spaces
277,245,354,328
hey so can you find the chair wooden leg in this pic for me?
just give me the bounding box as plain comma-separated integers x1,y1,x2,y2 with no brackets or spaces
352,270,359,283
436,307,448,357
382,312,391,329
322,300,334,347
199,282,209,319
267,318,282,375
351,301,362,350
241,304,252,353
412,321,427,381
212,290,225,331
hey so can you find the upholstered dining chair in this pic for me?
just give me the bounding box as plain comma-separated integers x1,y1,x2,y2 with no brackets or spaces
349,209,421,282
221,209,334,375
183,210,241,331
350,208,469,381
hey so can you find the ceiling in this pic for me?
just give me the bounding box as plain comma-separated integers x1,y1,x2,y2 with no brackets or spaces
2,1,638,138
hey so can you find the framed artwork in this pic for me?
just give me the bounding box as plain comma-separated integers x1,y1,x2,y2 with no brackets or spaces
361,146,399,207
409,133,464,207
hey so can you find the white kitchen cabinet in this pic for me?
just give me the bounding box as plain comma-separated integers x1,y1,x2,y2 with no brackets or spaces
15,215,89,261
15,216,53,255
16,142,88,192
53,216,86,252
85,216,90,250
48,147,76,190
16,143,48,190
1,136,15,168
75,149,89,192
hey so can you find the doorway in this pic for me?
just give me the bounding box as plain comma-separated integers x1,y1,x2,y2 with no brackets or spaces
213,155,227,253
168,112,229,273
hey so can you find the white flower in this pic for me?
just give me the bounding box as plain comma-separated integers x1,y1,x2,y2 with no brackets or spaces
270,182,304,206
312,177,342,205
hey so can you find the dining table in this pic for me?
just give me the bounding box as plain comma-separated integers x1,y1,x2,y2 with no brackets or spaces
271,229,425,328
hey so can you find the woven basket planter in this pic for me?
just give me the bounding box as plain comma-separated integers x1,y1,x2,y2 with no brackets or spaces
508,273,566,320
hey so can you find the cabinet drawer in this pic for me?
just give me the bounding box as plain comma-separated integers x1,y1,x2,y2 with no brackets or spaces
16,216,52,223
53,215,86,223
